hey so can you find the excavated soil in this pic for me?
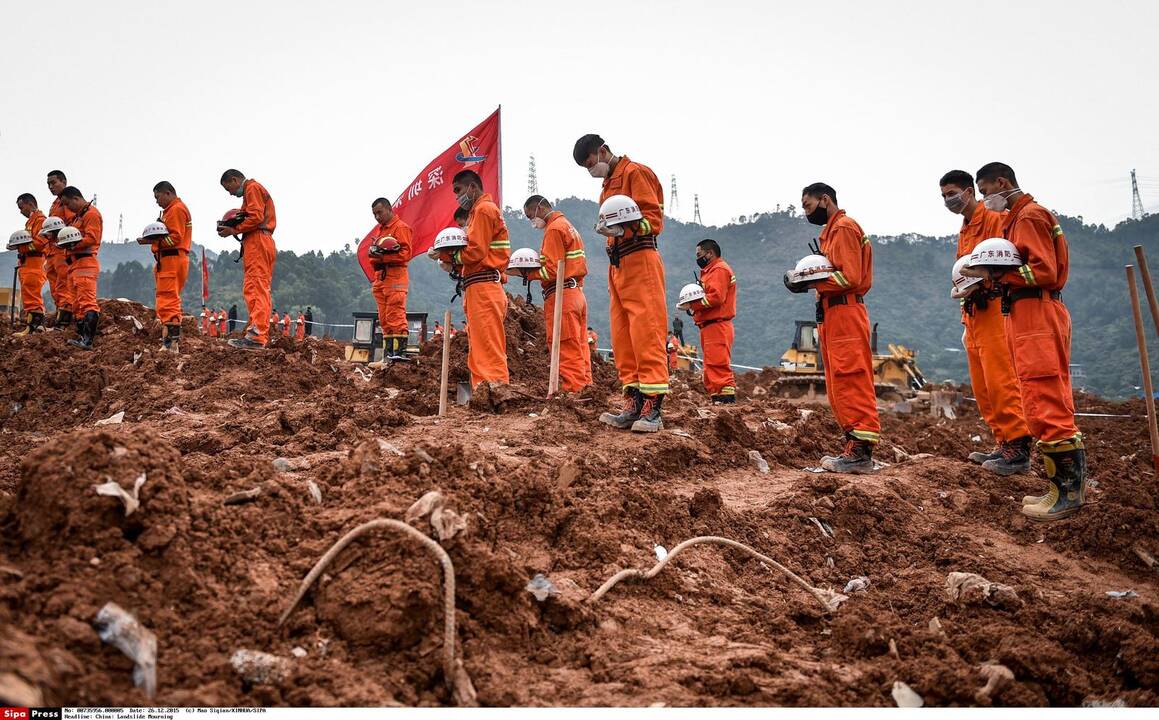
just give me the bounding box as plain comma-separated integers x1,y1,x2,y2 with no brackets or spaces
0,298,1156,708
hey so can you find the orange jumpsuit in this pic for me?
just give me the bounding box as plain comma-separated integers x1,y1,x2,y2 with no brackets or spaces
46,197,75,314
370,214,412,345
219,311,228,335
208,312,219,337
296,314,305,340
601,156,669,396
65,203,102,315
958,206,1029,444
235,179,277,344
667,334,679,371
270,312,281,336
451,193,510,386
154,198,192,325
999,194,1080,445
814,210,881,444
281,314,291,336
538,210,592,392
588,328,598,351
200,310,210,334
690,257,738,397
19,210,48,315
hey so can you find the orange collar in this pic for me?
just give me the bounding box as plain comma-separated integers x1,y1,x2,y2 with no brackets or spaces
603,155,631,190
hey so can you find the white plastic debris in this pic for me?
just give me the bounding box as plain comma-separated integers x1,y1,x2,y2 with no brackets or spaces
307,481,323,505
95,411,125,426
748,450,770,474
290,646,308,658
525,573,558,602
816,588,850,612
892,681,924,708
94,602,157,699
654,545,668,562
377,439,405,456
946,572,1022,609
843,576,870,594
1105,590,1138,599
230,649,292,685
971,435,982,443
93,473,147,516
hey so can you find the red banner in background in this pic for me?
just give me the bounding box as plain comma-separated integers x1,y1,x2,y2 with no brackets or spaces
358,108,502,282
201,247,209,302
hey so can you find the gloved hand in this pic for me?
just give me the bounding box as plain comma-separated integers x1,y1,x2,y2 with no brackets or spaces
595,219,625,237
783,272,810,294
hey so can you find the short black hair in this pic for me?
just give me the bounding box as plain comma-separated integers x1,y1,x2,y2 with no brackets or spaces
572,134,606,165
452,169,482,189
16,193,37,206
153,181,176,195
453,207,469,222
371,197,391,209
697,238,721,258
976,162,1018,186
220,169,245,183
523,194,550,210
938,170,974,191
802,182,837,205
47,170,66,183
60,186,83,200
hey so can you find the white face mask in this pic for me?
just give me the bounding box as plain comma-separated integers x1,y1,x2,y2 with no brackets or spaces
982,188,1019,212
530,216,547,230
588,149,610,178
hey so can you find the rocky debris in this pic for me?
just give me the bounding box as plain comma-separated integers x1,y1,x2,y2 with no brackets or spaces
975,662,1014,704
230,649,293,686
946,572,1022,610
891,681,924,708
94,411,125,426
843,576,870,594
748,450,770,474
405,491,467,541
93,603,157,700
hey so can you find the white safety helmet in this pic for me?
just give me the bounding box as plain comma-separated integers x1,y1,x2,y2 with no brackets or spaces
598,194,642,227
39,216,65,236
966,238,1022,269
7,229,33,249
950,255,984,299
789,254,835,284
676,282,706,309
507,247,541,272
428,227,469,258
139,222,169,241
56,226,83,247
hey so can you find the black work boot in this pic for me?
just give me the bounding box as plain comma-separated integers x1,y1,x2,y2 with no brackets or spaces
14,312,43,337
599,387,644,429
631,393,664,433
57,309,74,329
1023,442,1087,521
68,311,99,350
711,394,737,404
982,436,1032,476
162,324,181,353
388,336,409,361
821,438,875,474
968,446,1003,464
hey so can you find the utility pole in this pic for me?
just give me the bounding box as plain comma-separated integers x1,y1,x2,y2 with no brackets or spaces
527,154,538,196
669,174,680,215
117,213,124,243
1132,169,1145,220
692,194,702,225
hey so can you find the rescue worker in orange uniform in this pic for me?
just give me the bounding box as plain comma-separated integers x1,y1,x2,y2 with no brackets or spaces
798,183,880,473
60,186,102,350
217,309,227,337
208,312,219,337
45,170,75,328
970,162,1085,521
689,239,738,403
295,312,305,340
200,307,211,334
151,181,192,351
587,327,598,353
666,333,679,372
574,134,669,432
940,169,1030,474
217,170,276,349
281,312,291,337
442,169,510,387
14,193,49,335
524,195,592,392
368,197,413,360
270,310,281,337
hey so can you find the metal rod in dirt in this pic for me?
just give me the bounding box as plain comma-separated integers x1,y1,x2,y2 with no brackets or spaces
1134,245,1159,341
548,259,565,396
1125,265,1159,470
438,309,452,417
9,267,16,328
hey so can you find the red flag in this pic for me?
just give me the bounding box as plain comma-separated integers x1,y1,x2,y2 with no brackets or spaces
201,247,209,303
357,108,502,282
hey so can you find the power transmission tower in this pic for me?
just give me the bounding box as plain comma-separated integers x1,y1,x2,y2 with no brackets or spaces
692,194,702,225
117,213,124,243
1132,168,1145,220
527,154,538,196
669,174,680,215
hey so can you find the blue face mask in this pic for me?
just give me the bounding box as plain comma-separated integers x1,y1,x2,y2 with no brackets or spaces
232,184,245,198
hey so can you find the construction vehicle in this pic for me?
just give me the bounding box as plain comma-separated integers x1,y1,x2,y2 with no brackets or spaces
775,321,926,402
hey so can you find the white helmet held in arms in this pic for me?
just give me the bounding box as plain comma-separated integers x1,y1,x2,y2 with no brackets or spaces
598,194,642,227
7,229,33,249
966,237,1022,269
950,255,984,299
676,282,705,309
428,227,469,258
138,222,169,243
39,216,65,236
507,247,541,272
55,226,83,247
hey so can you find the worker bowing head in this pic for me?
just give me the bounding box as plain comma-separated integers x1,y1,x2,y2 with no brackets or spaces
572,134,613,178
154,180,178,210
220,169,246,198
61,186,89,213
939,169,978,216
974,162,1022,213
801,183,838,227
523,195,551,228
695,238,720,269
16,193,37,218
372,197,395,226
452,170,483,213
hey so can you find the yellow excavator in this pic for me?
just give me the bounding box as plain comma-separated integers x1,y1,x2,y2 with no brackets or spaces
775,321,926,401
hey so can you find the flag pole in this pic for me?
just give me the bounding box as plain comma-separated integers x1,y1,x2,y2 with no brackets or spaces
496,105,503,207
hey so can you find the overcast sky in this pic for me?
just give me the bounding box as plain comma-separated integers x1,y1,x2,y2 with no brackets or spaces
3,0,1157,254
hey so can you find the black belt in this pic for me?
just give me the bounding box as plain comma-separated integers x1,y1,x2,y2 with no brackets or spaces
815,294,863,323
65,252,94,265
461,269,501,289
606,235,658,268
1002,288,1061,314
542,277,579,299
158,249,185,257
698,316,733,328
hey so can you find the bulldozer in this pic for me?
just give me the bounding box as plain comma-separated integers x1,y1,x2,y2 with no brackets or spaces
774,320,926,402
